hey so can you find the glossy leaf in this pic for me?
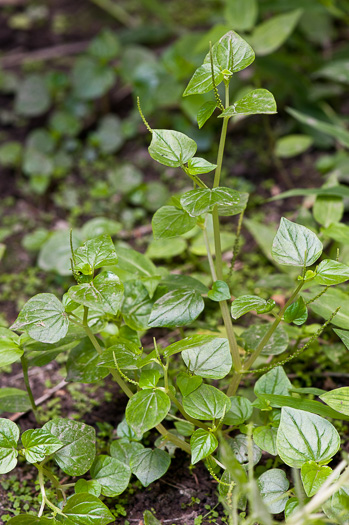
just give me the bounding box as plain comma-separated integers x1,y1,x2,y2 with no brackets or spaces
190,429,218,464
197,101,217,128
254,367,292,397
220,89,276,118
203,30,255,73
183,64,224,97
66,339,109,383
11,293,69,344
272,218,323,267
148,289,204,328
181,336,232,379
284,296,308,325
148,129,197,167
90,455,131,497
152,206,196,240
176,372,202,397
43,418,96,476
187,157,217,175
182,384,231,420
21,429,63,463
59,493,114,524
242,324,289,356
253,426,277,456
73,235,118,274
0,418,19,474
276,407,340,468
68,271,123,316
231,295,274,320
130,447,171,487
116,246,157,278
208,280,231,302
98,340,142,370
223,396,252,426
258,469,289,514
162,274,208,295
180,187,241,217
257,394,349,421
139,370,161,389
125,389,171,434
301,461,332,497
320,387,349,416
249,9,303,56
315,260,349,286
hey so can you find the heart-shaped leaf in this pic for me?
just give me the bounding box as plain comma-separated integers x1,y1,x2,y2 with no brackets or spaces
182,384,231,420
43,418,96,476
0,419,19,474
276,407,340,468
126,390,171,435
190,429,218,464
148,289,204,328
21,428,63,463
68,271,123,316
130,448,171,487
11,294,69,344
148,129,197,167
90,455,131,496
152,206,196,240
220,89,276,118
272,218,323,267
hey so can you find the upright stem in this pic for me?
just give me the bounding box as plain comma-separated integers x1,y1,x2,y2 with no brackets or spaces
21,355,39,422
209,81,242,372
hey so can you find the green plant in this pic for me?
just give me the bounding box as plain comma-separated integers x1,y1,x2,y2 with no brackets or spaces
1,30,349,525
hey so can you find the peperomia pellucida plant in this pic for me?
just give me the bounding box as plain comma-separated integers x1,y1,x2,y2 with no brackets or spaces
1,31,349,525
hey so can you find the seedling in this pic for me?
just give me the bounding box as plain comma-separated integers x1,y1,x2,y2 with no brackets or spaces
1,31,349,524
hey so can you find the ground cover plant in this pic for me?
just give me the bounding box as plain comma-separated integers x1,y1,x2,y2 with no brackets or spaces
1,28,349,525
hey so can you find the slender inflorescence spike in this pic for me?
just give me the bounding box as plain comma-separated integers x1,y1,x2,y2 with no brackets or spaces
70,229,76,266
113,352,139,386
209,42,224,111
137,96,153,133
229,210,245,280
246,307,340,375
305,285,329,306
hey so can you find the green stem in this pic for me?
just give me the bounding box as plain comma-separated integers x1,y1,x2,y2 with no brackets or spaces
21,355,39,422
213,83,230,189
226,372,242,397
243,281,304,371
209,82,242,373
203,226,217,281
36,465,65,518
